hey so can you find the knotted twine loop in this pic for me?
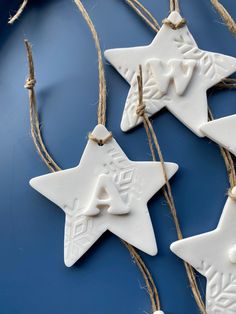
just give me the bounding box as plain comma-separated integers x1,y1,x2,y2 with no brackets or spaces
135,66,157,161
136,103,145,116
164,0,187,30
162,18,187,30
23,2,162,313
24,78,36,89
14,1,236,313
88,132,113,146
136,65,207,314
74,2,162,310
126,3,236,314
24,40,61,173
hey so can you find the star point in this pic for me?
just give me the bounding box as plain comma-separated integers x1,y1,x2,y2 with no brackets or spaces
105,12,236,136
200,114,236,156
30,124,178,266
171,192,236,313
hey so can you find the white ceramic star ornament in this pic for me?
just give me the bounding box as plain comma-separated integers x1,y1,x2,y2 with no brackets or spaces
171,187,236,313
105,11,236,136
201,114,236,156
30,124,178,267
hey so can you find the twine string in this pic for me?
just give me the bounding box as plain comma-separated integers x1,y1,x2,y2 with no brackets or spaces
170,0,180,13
74,0,106,126
24,1,162,312
7,0,236,37
125,0,236,39
136,66,206,314
214,78,236,90
123,242,161,312
129,1,236,310
13,0,236,312
211,0,236,37
125,0,160,33
8,0,29,24
164,0,186,30
24,41,161,314
72,4,162,310
126,2,236,179
24,78,36,89
24,40,61,173
12,0,107,125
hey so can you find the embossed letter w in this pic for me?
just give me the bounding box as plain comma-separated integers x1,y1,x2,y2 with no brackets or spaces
146,58,196,96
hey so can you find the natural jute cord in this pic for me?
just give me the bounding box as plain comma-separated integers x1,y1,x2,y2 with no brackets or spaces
74,0,106,126
24,0,162,312
125,0,160,33
8,0,236,39
127,0,236,216
214,78,236,90
8,0,28,24
127,2,236,312
124,0,236,39
69,5,162,310
170,0,180,13
211,0,236,37
24,45,161,313
127,2,206,313
164,0,186,31
136,65,206,314
24,40,61,173
11,0,236,312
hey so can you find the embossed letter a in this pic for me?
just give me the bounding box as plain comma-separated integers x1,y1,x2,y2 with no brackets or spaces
83,174,130,216
146,58,196,96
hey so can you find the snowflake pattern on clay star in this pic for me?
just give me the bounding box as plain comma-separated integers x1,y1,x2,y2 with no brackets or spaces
105,11,236,136
30,124,178,267
171,188,236,314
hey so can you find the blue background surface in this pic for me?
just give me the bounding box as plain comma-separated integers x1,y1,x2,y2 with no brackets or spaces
0,1,235,313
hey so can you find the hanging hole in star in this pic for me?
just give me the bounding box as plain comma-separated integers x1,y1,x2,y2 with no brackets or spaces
88,132,113,146
98,140,104,146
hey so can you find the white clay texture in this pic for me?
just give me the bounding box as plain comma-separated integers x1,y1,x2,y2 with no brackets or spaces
105,11,236,136
30,124,178,267
171,187,236,313
201,114,236,156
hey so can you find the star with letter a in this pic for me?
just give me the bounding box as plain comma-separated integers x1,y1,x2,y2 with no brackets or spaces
30,124,178,267
105,11,236,136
